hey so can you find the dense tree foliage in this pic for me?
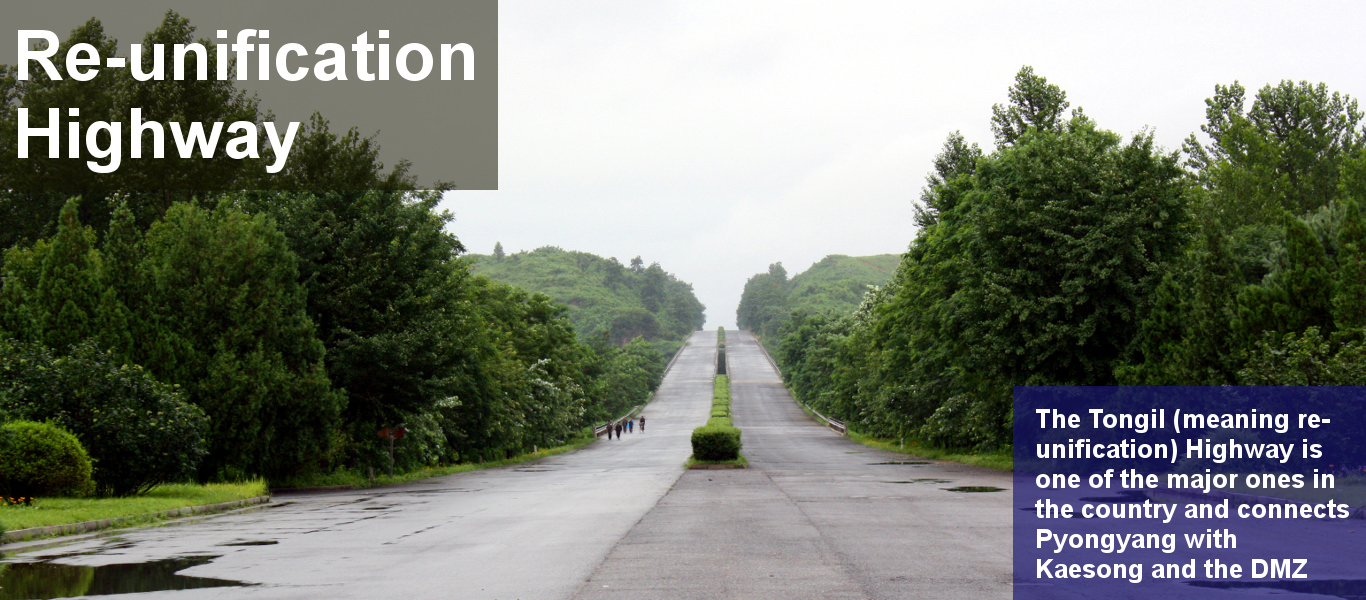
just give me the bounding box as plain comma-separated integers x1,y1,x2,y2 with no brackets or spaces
736,263,790,340
762,67,1366,451
0,15,699,490
470,246,705,352
2,197,339,481
0,339,207,496
736,255,901,340
0,13,413,246
0,13,269,244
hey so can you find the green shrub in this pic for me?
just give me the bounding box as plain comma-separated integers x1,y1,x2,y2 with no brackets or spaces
0,340,208,496
0,421,94,497
691,424,742,461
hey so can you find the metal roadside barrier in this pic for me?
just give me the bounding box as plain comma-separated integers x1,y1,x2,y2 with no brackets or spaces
748,330,848,436
807,404,848,435
596,404,642,437
751,332,782,377
826,416,848,435
596,335,692,437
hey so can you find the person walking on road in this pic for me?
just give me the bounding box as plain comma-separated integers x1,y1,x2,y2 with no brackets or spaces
606,421,614,440
615,421,623,439
639,415,646,432
627,419,633,434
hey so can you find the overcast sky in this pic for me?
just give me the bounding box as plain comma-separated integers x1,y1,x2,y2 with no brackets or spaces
441,0,1366,329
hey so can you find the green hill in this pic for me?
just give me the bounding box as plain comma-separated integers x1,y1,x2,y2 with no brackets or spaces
469,246,705,348
736,254,899,339
787,254,900,315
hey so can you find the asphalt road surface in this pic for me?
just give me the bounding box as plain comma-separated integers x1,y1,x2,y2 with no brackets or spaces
570,330,1012,599
6,329,1013,599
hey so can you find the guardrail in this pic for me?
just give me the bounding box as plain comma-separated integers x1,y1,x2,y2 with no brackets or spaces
595,335,694,437
596,404,643,437
747,330,848,436
807,405,848,435
751,332,782,377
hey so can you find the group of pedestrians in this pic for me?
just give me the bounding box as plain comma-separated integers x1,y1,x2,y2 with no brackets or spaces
604,415,645,440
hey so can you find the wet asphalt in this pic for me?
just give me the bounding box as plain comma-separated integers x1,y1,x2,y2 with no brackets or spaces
570,330,1012,600
5,329,1014,599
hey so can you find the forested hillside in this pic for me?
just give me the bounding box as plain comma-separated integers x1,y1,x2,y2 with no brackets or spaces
0,14,668,491
470,246,705,354
770,67,1366,452
735,254,899,340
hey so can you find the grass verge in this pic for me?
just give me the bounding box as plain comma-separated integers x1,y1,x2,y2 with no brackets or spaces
0,480,267,532
686,455,748,469
788,399,1011,470
846,430,1012,471
273,431,599,490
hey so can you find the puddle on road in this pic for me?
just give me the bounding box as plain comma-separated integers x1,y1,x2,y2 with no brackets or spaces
869,461,930,465
1188,579,1366,599
219,540,279,547
943,486,1006,493
0,556,246,599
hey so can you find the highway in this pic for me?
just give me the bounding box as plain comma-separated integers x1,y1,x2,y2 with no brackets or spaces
8,329,1013,599
570,330,1012,599
11,330,717,600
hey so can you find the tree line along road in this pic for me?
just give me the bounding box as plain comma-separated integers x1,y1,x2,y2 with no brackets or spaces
6,329,1012,600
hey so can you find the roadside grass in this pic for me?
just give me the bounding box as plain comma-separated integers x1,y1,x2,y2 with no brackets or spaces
756,337,1010,472
0,480,267,532
686,455,748,469
1,429,605,538
785,399,1011,471
846,429,1013,471
272,431,599,490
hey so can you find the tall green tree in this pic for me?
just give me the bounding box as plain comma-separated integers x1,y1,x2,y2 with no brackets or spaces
134,202,341,480
989,66,1071,147
735,263,789,340
0,199,104,350
0,19,122,242
916,131,982,228
1334,201,1366,330
240,190,469,442
873,69,1189,447
0,13,268,243
1185,80,1365,232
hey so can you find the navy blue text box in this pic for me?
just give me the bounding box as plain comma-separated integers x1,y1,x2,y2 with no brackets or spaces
1014,387,1366,599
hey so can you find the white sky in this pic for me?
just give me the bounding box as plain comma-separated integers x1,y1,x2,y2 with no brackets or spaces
441,0,1366,329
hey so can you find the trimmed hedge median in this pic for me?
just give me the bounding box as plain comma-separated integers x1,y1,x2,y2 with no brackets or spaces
689,372,744,467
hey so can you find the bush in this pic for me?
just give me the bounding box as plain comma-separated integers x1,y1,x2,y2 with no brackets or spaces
691,424,742,461
0,421,94,497
0,339,208,496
